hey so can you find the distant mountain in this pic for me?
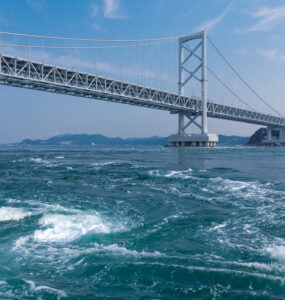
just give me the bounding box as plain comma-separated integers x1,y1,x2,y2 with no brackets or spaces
20,133,249,146
21,134,169,146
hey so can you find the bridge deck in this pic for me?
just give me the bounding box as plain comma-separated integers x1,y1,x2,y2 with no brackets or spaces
0,54,284,128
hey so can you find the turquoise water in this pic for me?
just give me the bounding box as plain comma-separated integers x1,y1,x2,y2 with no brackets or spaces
0,146,285,299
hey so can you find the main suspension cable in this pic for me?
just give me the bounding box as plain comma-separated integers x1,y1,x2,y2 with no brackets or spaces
0,30,181,43
207,37,284,117
207,67,257,112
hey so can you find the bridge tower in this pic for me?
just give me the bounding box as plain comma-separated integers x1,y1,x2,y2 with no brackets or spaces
168,31,218,147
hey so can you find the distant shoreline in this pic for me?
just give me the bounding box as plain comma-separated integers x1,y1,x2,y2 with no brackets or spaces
3,133,250,147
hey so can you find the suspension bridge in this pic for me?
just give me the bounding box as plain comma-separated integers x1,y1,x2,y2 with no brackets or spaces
0,31,284,146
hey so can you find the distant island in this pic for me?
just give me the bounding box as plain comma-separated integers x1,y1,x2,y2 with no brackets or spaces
20,133,250,146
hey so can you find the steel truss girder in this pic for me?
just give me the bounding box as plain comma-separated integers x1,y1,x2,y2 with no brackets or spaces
0,54,284,128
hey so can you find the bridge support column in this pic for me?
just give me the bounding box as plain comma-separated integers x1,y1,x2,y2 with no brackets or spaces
267,127,272,141
167,31,218,147
261,126,285,146
279,128,285,141
178,113,185,135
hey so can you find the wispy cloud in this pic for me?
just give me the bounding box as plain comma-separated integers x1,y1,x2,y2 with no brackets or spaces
103,0,125,19
258,49,285,63
246,5,285,32
92,22,101,31
91,3,99,17
26,0,46,11
236,48,249,56
195,5,231,32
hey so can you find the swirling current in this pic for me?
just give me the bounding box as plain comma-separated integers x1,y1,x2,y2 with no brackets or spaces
0,145,285,299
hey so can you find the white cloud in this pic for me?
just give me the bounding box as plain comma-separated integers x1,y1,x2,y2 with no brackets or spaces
90,3,101,31
103,0,125,19
247,5,285,32
258,49,285,63
91,3,99,17
93,22,101,31
195,6,230,32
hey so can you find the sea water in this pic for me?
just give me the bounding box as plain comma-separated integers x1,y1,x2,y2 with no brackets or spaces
0,145,285,299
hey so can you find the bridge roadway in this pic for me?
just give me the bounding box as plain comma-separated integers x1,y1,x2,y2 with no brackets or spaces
0,54,284,128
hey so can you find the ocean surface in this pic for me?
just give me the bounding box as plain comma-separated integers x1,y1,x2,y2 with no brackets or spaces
0,145,285,299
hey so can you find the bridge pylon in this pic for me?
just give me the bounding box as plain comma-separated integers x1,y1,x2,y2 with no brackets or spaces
168,31,218,147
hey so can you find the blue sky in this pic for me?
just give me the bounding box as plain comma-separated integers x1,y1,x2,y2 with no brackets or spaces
1,0,285,143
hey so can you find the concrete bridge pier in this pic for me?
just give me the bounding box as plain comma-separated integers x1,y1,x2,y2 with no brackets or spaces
280,128,285,142
168,112,218,147
262,126,285,146
267,127,272,141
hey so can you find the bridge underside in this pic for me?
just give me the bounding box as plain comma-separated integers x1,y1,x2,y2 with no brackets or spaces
1,71,282,127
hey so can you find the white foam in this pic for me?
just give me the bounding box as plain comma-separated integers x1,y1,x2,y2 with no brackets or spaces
92,161,116,166
149,168,193,179
26,201,78,214
6,198,21,204
210,177,281,199
89,243,163,257
55,156,64,159
165,171,183,178
24,279,67,297
231,261,275,272
149,214,183,234
33,212,126,243
13,236,30,252
211,177,251,191
30,157,48,164
267,245,285,260
210,222,227,233
0,207,32,222
133,262,284,282
0,281,7,285
30,157,58,167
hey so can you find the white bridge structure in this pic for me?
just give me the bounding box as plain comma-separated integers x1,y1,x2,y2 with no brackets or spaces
0,31,284,146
